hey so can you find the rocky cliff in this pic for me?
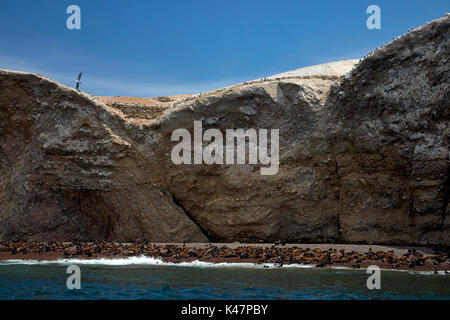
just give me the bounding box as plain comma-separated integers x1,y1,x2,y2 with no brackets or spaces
0,15,448,245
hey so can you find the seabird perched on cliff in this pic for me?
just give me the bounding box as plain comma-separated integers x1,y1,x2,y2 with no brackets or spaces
74,72,82,91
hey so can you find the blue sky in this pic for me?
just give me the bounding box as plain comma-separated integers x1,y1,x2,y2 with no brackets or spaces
0,1,448,96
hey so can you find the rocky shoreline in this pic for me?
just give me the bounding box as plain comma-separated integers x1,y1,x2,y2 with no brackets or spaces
0,241,449,273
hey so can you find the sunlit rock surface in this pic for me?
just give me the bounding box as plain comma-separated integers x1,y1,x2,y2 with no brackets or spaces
0,15,448,245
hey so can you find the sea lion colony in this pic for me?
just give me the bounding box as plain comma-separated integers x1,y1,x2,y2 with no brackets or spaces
0,241,448,272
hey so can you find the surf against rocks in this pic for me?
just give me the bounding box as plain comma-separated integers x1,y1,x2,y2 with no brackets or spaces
171,121,279,175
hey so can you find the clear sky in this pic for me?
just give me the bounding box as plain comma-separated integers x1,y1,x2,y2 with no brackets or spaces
0,0,448,96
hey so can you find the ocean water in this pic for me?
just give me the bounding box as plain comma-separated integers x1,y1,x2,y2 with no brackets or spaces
0,257,449,300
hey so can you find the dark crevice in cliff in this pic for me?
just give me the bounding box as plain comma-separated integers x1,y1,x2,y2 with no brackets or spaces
441,165,450,229
171,195,212,242
334,159,343,241
408,200,416,227
54,189,88,241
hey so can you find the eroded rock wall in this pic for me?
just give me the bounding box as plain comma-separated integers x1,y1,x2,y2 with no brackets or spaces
324,14,449,245
0,71,208,242
0,14,448,245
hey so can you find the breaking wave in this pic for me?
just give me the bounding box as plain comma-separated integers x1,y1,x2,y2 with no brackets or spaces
0,256,448,275
0,256,313,269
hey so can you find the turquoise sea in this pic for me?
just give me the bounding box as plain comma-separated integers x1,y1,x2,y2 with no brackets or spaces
0,258,449,300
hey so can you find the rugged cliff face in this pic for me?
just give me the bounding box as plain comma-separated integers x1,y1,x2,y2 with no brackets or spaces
325,15,449,245
0,15,448,245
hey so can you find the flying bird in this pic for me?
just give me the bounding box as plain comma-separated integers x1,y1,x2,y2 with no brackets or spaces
75,72,83,91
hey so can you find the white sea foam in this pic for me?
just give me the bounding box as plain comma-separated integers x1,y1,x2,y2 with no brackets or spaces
0,256,448,275
0,256,313,269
